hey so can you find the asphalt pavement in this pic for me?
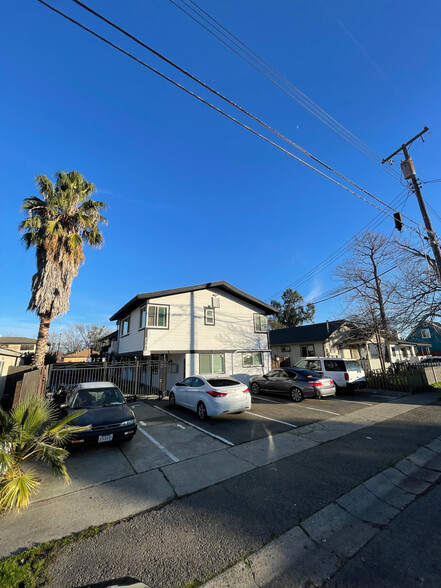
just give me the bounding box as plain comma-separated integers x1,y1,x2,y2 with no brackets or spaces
44,397,441,588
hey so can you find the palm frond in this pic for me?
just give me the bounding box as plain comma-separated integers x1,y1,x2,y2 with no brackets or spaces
0,470,41,510
11,398,57,439
21,196,47,212
35,175,54,201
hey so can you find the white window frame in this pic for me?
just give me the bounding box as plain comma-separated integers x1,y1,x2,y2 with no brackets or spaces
147,304,169,329
421,328,431,339
204,307,215,326
199,353,225,374
254,314,267,333
301,344,315,357
243,352,263,367
121,316,130,337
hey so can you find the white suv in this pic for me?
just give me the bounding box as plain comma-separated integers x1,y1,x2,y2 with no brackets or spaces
295,357,366,392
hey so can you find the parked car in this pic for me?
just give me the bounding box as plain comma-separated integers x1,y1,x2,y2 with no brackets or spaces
420,357,441,366
169,376,251,420
53,381,137,445
249,368,336,401
295,357,366,392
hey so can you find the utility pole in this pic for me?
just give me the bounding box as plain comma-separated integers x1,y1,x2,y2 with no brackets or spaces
382,126,441,282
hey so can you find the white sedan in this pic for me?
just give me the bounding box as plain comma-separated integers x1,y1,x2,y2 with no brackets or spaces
169,375,251,420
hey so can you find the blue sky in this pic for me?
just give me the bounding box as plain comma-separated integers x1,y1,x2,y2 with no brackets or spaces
1,0,441,338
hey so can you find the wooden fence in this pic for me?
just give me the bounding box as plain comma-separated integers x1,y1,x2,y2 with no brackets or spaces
365,364,437,393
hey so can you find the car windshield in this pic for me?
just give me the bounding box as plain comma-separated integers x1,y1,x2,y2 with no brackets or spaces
71,387,125,409
206,378,241,387
346,361,362,372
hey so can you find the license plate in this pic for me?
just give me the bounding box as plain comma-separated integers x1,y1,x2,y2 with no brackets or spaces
98,434,113,443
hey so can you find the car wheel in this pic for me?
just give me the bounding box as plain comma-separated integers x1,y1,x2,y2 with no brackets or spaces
315,389,322,400
250,382,260,396
169,392,176,408
197,402,208,421
291,387,303,402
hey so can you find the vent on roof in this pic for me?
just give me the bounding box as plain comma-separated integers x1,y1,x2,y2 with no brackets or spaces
212,296,220,308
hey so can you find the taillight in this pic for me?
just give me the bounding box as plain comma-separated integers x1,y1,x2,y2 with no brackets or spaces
329,380,334,385
242,387,249,394
308,382,322,387
206,390,227,397
344,373,349,381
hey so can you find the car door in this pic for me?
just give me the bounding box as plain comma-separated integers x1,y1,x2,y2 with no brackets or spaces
276,370,297,396
260,370,281,393
189,377,206,411
174,377,194,408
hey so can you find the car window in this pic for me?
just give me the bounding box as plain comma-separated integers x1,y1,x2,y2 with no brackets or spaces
324,360,345,371
306,360,322,372
206,378,240,387
296,360,308,369
180,377,194,386
266,370,279,378
345,361,363,372
283,370,297,379
293,368,320,379
192,378,205,387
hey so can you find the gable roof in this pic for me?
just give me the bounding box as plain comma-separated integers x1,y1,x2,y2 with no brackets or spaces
109,281,277,321
269,320,347,345
0,337,36,345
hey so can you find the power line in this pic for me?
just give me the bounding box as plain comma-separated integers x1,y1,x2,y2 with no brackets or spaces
169,0,404,183
37,0,425,236
64,0,426,234
266,188,409,301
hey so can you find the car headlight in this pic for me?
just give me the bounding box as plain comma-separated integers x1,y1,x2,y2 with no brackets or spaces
120,418,136,426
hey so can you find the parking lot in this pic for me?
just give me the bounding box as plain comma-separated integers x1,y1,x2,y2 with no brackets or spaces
30,387,408,504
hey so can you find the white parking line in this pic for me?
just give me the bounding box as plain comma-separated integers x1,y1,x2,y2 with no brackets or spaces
253,397,282,404
153,406,234,446
298,406,341,416
137,426,180,462
338,400,373,406
245,412,297,428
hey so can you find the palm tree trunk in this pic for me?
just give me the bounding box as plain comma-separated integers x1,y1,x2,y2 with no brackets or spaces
33,314,51,367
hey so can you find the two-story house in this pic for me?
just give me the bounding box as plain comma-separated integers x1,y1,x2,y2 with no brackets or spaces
109,281,276,387
406,322,440,356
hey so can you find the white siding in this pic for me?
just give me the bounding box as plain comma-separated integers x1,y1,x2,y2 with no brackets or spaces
184,351,270,385
144,288,269,353
117,306,146,355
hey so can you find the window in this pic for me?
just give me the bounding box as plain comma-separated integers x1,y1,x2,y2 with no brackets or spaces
306,360,322,372
254,314,267,333
139,305,146,328
121,316,130,336
20,344,34,351
243,352,263,367
421,328,431,339
301,345,315,357
324,360,345,371
204,308,215,326
147,304,169,328
281,346,291,353
199,353,225,373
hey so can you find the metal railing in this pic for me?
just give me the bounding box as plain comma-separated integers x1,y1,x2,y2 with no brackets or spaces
47,359,168,400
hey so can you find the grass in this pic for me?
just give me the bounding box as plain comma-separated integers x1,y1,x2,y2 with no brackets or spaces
431,382,441,389
0,526,103,588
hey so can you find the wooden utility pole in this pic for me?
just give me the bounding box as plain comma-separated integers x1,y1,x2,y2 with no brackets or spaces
382,127,441,282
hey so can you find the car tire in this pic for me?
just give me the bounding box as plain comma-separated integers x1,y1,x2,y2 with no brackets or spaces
169,392,176,408
315,390,322,400
197,402,208,421
250,382,260,396
291,387,303,402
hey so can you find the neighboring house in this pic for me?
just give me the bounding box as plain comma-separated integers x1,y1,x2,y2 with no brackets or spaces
109,281,276,387
62,349,99,363
0,337,36,356
270,320,419,370
0,346,22,401
97,330,119,360
406,322,440,356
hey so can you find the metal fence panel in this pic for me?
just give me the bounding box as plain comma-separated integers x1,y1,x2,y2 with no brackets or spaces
47,360,168,400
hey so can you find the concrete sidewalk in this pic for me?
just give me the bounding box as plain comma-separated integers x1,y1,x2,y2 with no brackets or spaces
201,436,441,587
0,390,438,560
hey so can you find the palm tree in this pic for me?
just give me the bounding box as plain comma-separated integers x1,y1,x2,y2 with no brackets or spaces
0,396,88,510
19,171,107,366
